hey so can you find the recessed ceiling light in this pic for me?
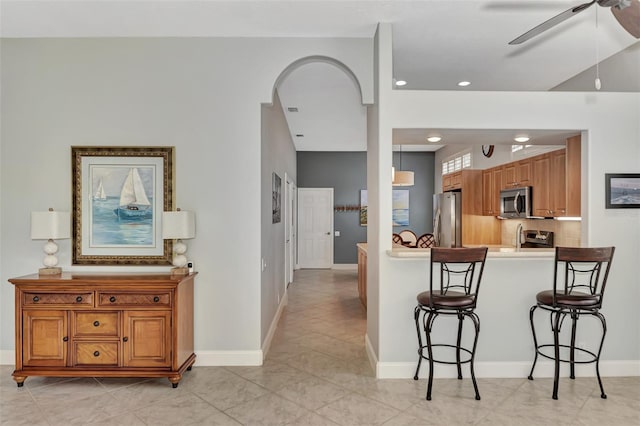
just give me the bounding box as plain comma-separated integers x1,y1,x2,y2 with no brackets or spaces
427,136,442,143
514,136,530,143
457,81,471,87
395,80,407,86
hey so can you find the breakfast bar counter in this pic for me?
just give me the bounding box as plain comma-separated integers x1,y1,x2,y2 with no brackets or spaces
364,243,600,380
387,246,555,258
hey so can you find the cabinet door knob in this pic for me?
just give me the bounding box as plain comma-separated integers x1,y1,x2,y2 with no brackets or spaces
63,336,68,342
32,296,40,303
109,296,116,303
93,321,100,327
93,351,100,357
76,296,83,303
153,296,160,303
122,337,128,342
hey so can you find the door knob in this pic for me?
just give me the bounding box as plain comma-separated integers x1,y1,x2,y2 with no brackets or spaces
326,232,331,235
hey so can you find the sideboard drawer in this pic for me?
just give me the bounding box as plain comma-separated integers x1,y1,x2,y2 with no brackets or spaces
74,342,119,366
98,292,171,307
73,312,119,337
23,292,94,307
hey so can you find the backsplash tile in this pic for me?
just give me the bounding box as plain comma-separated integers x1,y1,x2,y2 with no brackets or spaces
501,219,581,247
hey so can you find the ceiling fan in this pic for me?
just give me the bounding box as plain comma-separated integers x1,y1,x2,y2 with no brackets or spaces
509,0,640,45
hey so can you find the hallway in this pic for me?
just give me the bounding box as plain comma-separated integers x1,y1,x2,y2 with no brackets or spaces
0,269,638,425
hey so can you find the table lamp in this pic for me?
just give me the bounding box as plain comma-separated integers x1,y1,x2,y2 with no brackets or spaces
31,208,71,275
162,209,195,275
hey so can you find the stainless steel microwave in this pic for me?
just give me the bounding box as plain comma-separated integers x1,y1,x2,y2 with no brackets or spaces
499,187,532,218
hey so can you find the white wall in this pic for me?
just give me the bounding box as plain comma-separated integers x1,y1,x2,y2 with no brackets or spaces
260,90,296,346
371,24,640,374
0,37,373,364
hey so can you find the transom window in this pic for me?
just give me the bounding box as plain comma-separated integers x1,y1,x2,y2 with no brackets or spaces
442,151,472,175
512,144,533,152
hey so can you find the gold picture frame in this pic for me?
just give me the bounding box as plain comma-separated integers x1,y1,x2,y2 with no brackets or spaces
71,146,175,265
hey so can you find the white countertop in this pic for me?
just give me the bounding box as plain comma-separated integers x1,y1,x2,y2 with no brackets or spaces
387,246,555,258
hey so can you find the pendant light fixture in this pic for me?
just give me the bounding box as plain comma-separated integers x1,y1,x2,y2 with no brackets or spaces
392,145,414,187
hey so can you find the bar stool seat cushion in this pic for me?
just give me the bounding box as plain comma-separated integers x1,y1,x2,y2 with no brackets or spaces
535,290,600,307
417,290,475,309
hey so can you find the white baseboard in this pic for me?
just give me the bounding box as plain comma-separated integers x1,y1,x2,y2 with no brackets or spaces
332,264,357,270
0,350,14,366
261,291,288,360
364,333,378,374
376,360,640,379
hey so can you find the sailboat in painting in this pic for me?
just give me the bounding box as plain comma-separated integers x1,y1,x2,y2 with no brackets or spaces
94,179,107,201
113,168,152,220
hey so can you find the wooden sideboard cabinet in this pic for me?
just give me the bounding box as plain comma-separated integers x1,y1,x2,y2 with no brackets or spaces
9,272,196,388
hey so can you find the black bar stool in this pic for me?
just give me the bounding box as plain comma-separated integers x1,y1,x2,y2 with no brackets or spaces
528,246,615,400
413,247,488,401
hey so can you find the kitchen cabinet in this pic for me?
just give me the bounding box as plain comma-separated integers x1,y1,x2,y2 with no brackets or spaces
503,159,532,189
532,148,575,217
482,166,503,216
532,153,552,216
550,149,567,216
9,272,196,388
442,171,462,191
357,244,367,309
565,135,581,216
480,136,580,219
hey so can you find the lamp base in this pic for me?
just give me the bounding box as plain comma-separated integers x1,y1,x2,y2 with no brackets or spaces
170,267,189,276
39,267,62,276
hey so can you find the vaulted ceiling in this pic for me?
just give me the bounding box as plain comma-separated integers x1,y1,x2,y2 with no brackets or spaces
2,1,638,151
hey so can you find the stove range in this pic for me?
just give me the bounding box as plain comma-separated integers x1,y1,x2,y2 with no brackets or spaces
521,230,554,249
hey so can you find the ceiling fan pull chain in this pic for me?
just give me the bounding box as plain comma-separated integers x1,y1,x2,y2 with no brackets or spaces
595,5,601,90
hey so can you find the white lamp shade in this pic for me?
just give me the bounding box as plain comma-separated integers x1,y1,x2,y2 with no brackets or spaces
31,211,71,240
392,171,414,186
162,211,195,240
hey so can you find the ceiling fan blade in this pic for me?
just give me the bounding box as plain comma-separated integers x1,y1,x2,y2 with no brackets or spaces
611,1,640,38
509,0,597,45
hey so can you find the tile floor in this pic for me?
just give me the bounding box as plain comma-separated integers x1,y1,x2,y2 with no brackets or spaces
1,269,638,425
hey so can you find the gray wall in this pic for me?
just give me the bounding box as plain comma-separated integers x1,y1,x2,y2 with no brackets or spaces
392,151,436,238
0,37,373,365
261,91,296,343
297,151,435,264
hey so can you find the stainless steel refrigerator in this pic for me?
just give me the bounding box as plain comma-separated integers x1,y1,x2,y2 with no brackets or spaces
433,192,462,247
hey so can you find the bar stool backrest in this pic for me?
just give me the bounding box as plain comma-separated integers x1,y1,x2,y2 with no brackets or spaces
416,233,436,248
553,246,615,309
399,230,417,246
429,247,488,309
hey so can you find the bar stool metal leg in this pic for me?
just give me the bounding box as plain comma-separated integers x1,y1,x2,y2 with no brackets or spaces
569,311,578,380
527,305,539,380
425,311,436,401
413,306,423,381
552,311,561,400
468,312,481,401
594,311,608,399
456,313,464,380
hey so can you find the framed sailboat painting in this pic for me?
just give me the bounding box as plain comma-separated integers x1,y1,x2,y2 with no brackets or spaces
71,146,175,265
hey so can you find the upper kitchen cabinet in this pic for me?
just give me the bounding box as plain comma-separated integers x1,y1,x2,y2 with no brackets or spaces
442,171,462,191
532,153,552,217
550,149,567,216
564,135,581,217
482,166,503,216
530,136,581,217
502,159,532,189
442,170,482,215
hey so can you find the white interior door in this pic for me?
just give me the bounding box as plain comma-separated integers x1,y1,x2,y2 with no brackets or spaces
297,188,333,269
284,175,296,287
